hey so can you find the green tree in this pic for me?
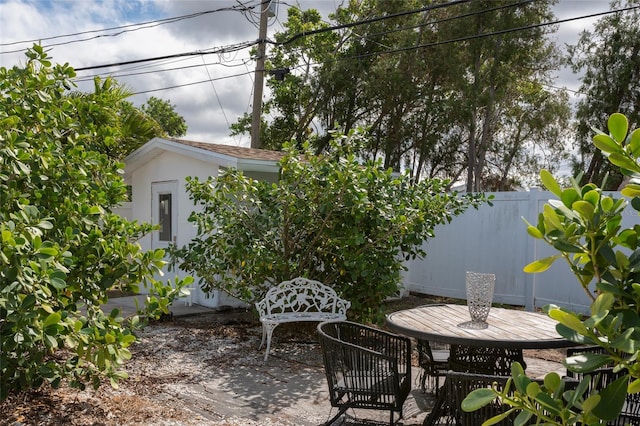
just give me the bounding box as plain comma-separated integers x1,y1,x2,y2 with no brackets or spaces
233,1,569,188
463,113,640,424
140,96,188,138
568,0,640,189
69,78,164,160
0,46,189,400
171,128,488,322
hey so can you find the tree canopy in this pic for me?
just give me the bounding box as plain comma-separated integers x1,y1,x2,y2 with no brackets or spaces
141,96,188,138
232,0,571,191
568,0,640,189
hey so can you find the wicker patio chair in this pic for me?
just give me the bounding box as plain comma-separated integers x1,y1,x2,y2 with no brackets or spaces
417,339,450,395
317,321,412,426
448,345,527,375
426,371,515,425
423,345,527,425
566,346,640,425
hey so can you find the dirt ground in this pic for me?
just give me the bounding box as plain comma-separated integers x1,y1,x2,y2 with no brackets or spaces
0,294,566,426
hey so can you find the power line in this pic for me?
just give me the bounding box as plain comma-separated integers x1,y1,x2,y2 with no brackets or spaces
74,41,257,71
72,58,251,82
279,5,639,70
273,0,473,46
70,4,637,100
28,0,534,81
0,2,262,54
130,70,253,96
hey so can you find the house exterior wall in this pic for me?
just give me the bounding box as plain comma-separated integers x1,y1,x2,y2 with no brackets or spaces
124,150,243,309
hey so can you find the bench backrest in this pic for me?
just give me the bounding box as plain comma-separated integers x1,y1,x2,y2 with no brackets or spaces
256,277,350,317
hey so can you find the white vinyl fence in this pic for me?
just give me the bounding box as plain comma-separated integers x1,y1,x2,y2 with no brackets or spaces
402,189,638,313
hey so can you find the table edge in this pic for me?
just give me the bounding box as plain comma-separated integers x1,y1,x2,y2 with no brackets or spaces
385,309,579,349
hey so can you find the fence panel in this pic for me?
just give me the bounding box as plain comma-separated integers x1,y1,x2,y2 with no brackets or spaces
402,189,634,313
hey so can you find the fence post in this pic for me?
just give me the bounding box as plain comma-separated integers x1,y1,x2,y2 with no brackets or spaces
523,187,540,311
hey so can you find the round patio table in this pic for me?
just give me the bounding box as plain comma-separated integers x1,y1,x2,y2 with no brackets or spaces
386,304,577,425
386,303,575,349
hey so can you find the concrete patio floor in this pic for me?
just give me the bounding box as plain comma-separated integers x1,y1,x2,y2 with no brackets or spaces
101,296,564,426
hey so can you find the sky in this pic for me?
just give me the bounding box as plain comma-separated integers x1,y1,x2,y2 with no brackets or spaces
0,0,618,148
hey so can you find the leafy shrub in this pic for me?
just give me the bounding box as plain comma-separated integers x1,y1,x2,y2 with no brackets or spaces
0,46,189,400
463,113,640,424
172,129,488,321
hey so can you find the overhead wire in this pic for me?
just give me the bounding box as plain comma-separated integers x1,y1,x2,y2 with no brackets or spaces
129,70,254,95
201,56,238,145
74,40,257,71
0,2,262,54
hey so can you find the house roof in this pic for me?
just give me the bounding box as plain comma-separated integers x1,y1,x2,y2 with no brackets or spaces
168,138,285,162
124,137,284,174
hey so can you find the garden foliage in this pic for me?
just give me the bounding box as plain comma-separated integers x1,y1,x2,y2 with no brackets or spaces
172,129,488,321
463,113,640,424
0,46,189,400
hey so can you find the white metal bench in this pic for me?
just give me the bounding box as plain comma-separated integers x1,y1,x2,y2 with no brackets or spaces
255,277,350,361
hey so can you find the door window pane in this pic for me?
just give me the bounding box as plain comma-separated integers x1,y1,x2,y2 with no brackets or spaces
158,193,172,241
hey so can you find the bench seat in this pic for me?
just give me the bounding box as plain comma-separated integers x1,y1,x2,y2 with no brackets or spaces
255,277,350,361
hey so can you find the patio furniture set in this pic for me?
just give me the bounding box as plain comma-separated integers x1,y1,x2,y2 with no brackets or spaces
256,277,639,425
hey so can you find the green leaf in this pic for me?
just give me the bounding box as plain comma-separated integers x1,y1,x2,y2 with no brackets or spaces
524,255,561,273
482,409,516,425
461,388,497,411
629,378,640,394
582,393,601,413
591,293,614,315
534,391,561,415
593,134,622,154
513,410,532,426
526,225,543,239
572,200,595,220
564,353,612,373
540,169,562,197
548,309,589,335
608,112,628,143
552,241,583,253
609,153,639,172
630,128,640,157
622,184,640,198
43,312,61,328
592,375,628,420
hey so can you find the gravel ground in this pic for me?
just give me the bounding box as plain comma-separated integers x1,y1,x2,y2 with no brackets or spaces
1,296,568,426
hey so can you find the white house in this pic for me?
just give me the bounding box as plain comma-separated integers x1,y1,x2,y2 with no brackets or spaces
115,137,284,309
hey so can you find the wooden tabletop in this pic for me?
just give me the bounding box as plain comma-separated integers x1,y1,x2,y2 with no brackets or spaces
386,304,575,349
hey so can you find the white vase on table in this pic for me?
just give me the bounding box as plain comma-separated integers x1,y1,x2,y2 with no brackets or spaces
459,271,495,329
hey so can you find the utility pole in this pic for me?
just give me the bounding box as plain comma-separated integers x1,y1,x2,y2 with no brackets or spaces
250,0,270,149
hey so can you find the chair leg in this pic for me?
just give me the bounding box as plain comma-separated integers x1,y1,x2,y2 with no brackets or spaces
322,406,349,426
259,325,266,349
262,323,278,361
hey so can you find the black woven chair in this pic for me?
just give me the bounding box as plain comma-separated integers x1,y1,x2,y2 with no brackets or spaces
417,339,450,395
566,346,640,425
317,321,412,426
426,371,515,425
448,345,526,375
424,346,527,425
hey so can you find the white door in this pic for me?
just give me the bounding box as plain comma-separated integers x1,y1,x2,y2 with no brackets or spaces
151,181,178,250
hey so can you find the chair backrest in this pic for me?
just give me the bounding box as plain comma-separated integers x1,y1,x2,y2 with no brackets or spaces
446,371,513,425
317,321,411,413
566,346,639,426
255,277,349,316
449,345,526,375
